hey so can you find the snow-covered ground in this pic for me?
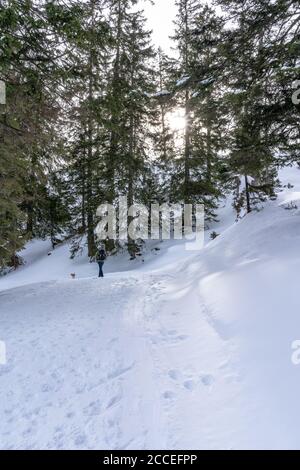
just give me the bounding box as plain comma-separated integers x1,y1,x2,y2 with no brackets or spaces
1,166,300,449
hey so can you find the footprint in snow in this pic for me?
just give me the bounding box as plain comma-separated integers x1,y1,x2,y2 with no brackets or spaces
109,337,118,345
163,390,175,400
168,369,181,381
167,330,178,336
84,400,102,416
183,380,195,391
41,383,53,393
152,330,188,345
74,433,87,447
106,394,122,410
200,374,214,386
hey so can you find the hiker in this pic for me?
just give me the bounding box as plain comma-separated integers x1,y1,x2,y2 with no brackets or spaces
96,246,107,278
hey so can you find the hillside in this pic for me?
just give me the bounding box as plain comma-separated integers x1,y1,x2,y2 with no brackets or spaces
1,166,300,450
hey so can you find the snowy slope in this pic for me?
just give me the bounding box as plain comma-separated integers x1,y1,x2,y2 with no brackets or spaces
0,236,202,292
1,166,300,449
0,188,233,292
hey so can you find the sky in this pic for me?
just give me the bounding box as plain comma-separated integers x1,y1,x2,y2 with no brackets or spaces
142,0,177,53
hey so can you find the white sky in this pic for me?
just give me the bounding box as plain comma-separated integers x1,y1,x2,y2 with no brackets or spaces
142,0,177,53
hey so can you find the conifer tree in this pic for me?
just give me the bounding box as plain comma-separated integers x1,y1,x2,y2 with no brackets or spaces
217,0,300,213
0,0,66,266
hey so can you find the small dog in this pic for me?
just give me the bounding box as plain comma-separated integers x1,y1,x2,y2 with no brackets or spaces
70,273,76,279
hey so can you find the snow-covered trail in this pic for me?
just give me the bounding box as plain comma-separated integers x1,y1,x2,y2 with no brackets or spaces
0,276,161,449
141,274,245,450
2,166,300,449
0,271,242,450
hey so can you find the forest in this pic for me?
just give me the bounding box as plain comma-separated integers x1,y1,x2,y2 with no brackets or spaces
0,0,299,268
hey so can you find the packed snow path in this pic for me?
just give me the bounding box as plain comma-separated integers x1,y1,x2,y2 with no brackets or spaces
0,274,242,450
2,166,300,449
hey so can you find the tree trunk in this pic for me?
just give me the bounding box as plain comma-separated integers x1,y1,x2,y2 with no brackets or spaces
184,88,191,201
86,0,97,257
245,174,251,213
206,92,212,183
183,0,191,202
107,0,123,204
81,154,86,233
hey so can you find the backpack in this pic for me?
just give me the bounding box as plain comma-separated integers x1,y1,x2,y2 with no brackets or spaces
97,249,107,262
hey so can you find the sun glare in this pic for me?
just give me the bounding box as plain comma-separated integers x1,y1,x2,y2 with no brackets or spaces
168,109,186,132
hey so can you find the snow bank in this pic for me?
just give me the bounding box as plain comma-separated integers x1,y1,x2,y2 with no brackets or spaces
175,165,300,448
